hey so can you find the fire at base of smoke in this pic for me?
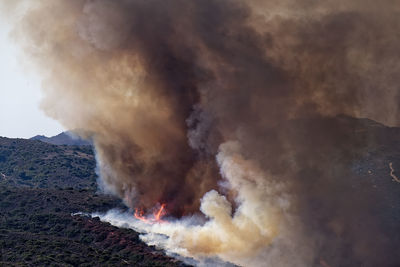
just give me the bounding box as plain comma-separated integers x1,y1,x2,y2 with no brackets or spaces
93,141,315,267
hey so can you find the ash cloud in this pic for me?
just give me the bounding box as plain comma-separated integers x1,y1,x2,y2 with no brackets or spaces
3,0,400,266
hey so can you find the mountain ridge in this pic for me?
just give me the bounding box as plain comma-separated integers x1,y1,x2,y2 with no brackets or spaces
31,131,92,146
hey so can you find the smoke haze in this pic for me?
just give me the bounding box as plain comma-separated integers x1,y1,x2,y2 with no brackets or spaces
3,0,400,266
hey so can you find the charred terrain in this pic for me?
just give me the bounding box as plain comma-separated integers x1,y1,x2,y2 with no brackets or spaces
0,137,186,266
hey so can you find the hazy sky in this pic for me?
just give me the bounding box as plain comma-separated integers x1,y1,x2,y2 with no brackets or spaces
0,19,64,138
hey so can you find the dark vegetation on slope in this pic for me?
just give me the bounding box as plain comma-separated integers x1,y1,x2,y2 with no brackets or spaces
0,137,187,267
0,138,96,189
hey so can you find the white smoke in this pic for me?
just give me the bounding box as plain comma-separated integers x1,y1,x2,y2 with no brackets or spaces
95,141,315,266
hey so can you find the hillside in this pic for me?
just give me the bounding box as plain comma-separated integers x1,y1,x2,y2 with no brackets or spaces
31,132,92,146
0,137,96,189
1,115,400,266
0,136,187,266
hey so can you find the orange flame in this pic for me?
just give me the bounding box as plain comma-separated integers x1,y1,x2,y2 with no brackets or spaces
134,204,167,224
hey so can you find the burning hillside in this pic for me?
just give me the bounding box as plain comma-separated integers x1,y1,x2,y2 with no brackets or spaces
2,0,400,266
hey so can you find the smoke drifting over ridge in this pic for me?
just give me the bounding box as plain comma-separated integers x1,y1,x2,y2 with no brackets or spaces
3,0,400,266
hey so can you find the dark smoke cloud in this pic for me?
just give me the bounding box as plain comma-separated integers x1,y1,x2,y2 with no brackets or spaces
3,0,400,266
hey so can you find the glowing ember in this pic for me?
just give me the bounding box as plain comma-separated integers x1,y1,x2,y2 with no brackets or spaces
134,204,167,224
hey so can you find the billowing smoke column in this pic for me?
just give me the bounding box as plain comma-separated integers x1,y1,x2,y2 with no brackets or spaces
3,0,400,266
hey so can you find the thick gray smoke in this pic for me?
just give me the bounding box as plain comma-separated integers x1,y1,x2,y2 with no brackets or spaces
2,0,400,266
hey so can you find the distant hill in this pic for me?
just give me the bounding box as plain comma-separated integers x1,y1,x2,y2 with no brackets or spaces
31,131,92,146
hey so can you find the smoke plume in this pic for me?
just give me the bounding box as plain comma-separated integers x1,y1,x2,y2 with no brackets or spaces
3,0,400,266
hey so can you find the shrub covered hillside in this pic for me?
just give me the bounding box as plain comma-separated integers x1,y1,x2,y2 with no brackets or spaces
0,137,97,189
0,137,188,266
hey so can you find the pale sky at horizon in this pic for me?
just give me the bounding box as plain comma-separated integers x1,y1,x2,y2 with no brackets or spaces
0,18,65,139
